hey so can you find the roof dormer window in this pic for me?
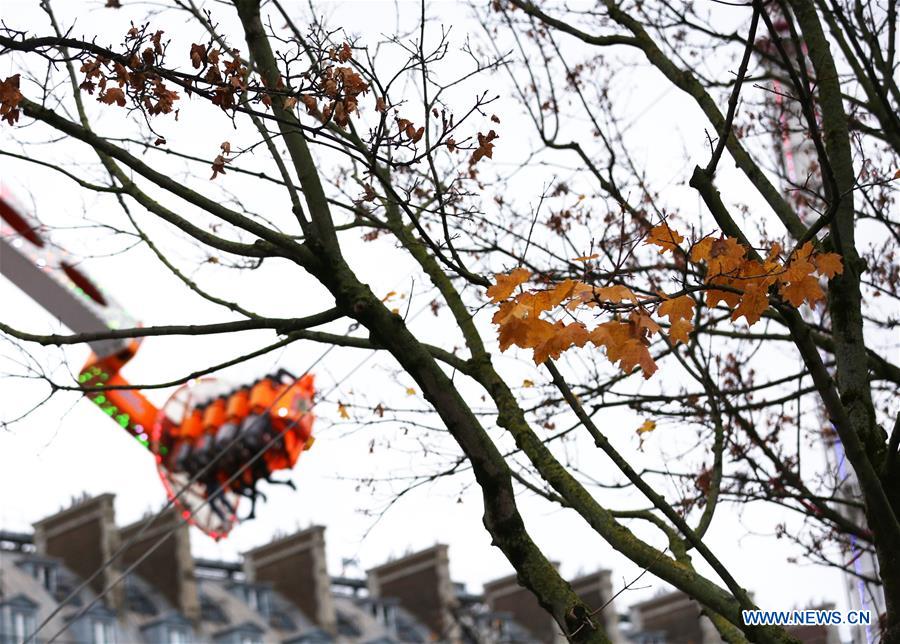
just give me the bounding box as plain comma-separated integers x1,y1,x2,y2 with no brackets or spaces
1,593,39,643
16,558,59,595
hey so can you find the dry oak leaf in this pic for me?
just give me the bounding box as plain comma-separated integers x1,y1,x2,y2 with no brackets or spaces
470,129,499,165
487,267,531,302
189,43,207,69
98,87,127,107
407,124,425,143
210,154,227,180
337,402,350,419
301,95,318,115
0,74,22,125
645,224,684,254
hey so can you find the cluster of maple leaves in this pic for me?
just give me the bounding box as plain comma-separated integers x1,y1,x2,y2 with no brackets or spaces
488,224,843,378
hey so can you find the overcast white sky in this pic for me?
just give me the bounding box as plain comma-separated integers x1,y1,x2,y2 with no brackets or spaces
0,0,864,632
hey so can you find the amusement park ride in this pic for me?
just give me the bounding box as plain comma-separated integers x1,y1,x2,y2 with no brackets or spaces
0,189,316,540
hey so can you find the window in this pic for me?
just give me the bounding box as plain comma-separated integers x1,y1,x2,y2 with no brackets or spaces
200,595,229,624
239,635,262,644
241,586,271,617
269,609,297,631
125,581,158,616
336,611,361,637
12,610,36,642
92,618,116,644
169,626,190,644
35,563,58,594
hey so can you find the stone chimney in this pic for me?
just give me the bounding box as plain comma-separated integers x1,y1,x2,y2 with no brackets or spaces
367,544,460,643
243,526,336,634
483,572,561,644
119,506,199,621
569,569,621,643
32,493,123,611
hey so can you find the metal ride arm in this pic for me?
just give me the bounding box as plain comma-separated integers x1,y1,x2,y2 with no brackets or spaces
2,189,316,537
0,190,164,451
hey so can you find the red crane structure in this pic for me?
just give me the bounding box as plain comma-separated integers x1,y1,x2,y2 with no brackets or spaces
0,188,315,540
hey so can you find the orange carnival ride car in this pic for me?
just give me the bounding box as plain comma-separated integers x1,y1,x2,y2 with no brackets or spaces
0,189,315,539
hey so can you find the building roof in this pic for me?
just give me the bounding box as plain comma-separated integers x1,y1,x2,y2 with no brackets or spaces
1,493,619,644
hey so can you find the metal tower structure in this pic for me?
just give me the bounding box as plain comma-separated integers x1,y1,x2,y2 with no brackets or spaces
754,7,885,642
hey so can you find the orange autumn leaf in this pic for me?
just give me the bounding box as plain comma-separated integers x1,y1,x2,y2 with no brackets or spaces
533,280,579,315
590,321,657,378
487,267,531,302
658,295,695,343
668,318,694,345
532,321,589,364
498,316,550,352
814,253,843,279
573,253,599,262
780,275,824,307
705,277,741,309
657,295,694,323
636,420,657,435
706,237,746,276
492,298,529,326
731,285,769,326
630,310,661,335
595,285,638,303
645,224,684,254
617,340,658,379
488,230,850,381
337,402,350,419
782,254,816,283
